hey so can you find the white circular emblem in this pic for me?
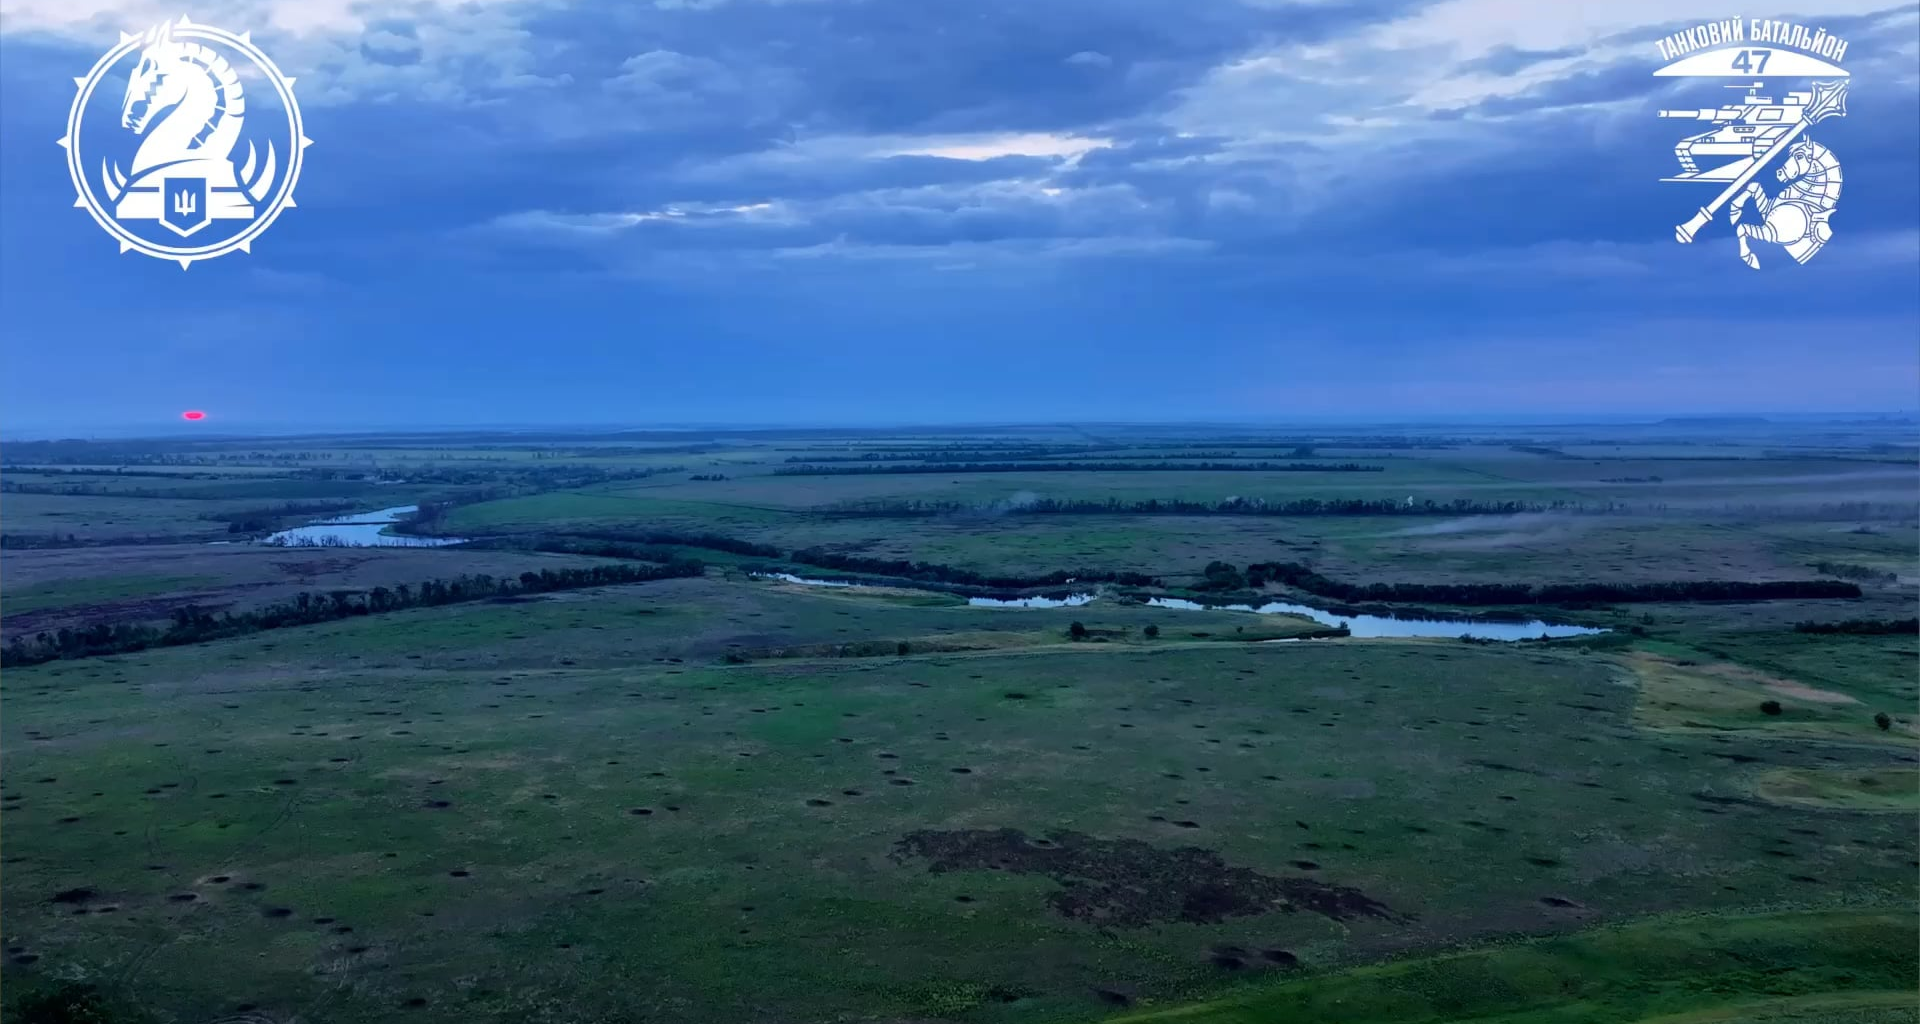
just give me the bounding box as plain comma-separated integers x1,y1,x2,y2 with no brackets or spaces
59,17,311,269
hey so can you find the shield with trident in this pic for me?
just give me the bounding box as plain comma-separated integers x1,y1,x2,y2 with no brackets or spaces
161,176,211,236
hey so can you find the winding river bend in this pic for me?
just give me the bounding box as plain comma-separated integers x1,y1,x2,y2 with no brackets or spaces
257,505,469,548
757,574,1606,641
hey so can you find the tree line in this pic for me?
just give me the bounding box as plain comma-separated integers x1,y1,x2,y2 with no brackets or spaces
0,561,704,668
1807,561,1900,584
204,500,366,534
773,461,1383,476
1793,618,1917,635
821,497,1614,517
1241,561,1862,606
0,532,218,549
783,549,1158,590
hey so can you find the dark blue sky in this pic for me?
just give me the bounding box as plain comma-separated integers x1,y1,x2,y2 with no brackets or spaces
2,0,1916,432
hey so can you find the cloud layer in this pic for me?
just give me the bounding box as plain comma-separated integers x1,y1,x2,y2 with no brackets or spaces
1,0,1915,427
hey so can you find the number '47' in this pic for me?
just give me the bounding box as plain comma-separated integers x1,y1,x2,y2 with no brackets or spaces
1731,49,1772,74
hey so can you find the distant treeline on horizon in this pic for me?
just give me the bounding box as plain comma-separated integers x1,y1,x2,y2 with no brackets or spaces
820,497,1611,517
774,461,1383,476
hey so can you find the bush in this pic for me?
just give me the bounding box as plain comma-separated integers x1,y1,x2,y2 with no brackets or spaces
1143,624,1159,638
1198,560,1246,591
1875,711,1893,731
1068,621,1088,640
896,641,910,656
1760,700,1783,716
10,984,122,1024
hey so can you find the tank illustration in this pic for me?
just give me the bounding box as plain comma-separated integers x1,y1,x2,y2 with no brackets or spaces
1659,83,1821,181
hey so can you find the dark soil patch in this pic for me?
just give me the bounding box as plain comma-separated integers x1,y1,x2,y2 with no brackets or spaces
1539,896,1581,908
1262,948,1299,965
892,828,1406,929
423,800,451,809
1290,860,1320,870
1210,953,1245,969
1525,856,1562,867
1094,988,1132,1007
806,799,833,807
889,778,915,787
1467,759,1544,776
51,887,96,905
262,907,293,917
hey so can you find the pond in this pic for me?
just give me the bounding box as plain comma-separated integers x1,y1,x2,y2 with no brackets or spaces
257,505,468,548
755,575,1605,641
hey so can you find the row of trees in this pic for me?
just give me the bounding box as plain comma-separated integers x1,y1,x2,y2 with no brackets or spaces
0,561,703,668
0,532,206,549
774,461,1383,476
1808,561,1900,584
1241,562,1863,606
821,497,1613,518
205,500,365,534
1793,618,1918,635
785,549,1158,590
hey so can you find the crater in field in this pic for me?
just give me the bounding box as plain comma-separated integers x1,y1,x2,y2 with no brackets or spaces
892,828,1407,929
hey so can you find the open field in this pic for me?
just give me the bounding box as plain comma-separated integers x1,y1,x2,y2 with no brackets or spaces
0,545,627,640
2,593,1913,1022
2,422,1915,1023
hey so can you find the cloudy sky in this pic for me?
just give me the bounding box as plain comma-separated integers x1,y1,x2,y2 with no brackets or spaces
1,0,1916,431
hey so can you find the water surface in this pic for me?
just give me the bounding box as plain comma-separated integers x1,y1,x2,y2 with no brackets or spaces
259,505,467,548
758,575,1603,641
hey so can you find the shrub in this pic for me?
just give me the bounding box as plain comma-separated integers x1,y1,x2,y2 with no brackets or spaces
896,641,911,656
1068,621,1088,640
1875,711,1893,731
1143,624,1159,638
10,984,122,1024
1760,700,1783,716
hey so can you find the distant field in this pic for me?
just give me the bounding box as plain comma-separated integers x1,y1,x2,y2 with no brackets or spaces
0,544,623,638
0,492,261,541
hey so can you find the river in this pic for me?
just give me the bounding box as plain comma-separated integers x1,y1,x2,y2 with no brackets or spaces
761,574,1605,641
256,505,468,548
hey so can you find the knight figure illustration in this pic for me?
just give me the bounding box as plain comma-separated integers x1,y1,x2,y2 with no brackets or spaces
1730,138,1842,268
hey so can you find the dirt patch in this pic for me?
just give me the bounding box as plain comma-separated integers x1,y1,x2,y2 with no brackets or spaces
1763,681,1860,705
891,828,1406,929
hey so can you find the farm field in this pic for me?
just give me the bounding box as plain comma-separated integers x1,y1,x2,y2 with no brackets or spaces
1,422,1915,1024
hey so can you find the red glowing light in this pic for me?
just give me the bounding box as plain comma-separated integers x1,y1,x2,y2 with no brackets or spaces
181,410,207,421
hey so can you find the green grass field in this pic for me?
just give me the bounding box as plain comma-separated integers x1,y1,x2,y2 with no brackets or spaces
2,426,1915,1024
2,580,1914,1022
